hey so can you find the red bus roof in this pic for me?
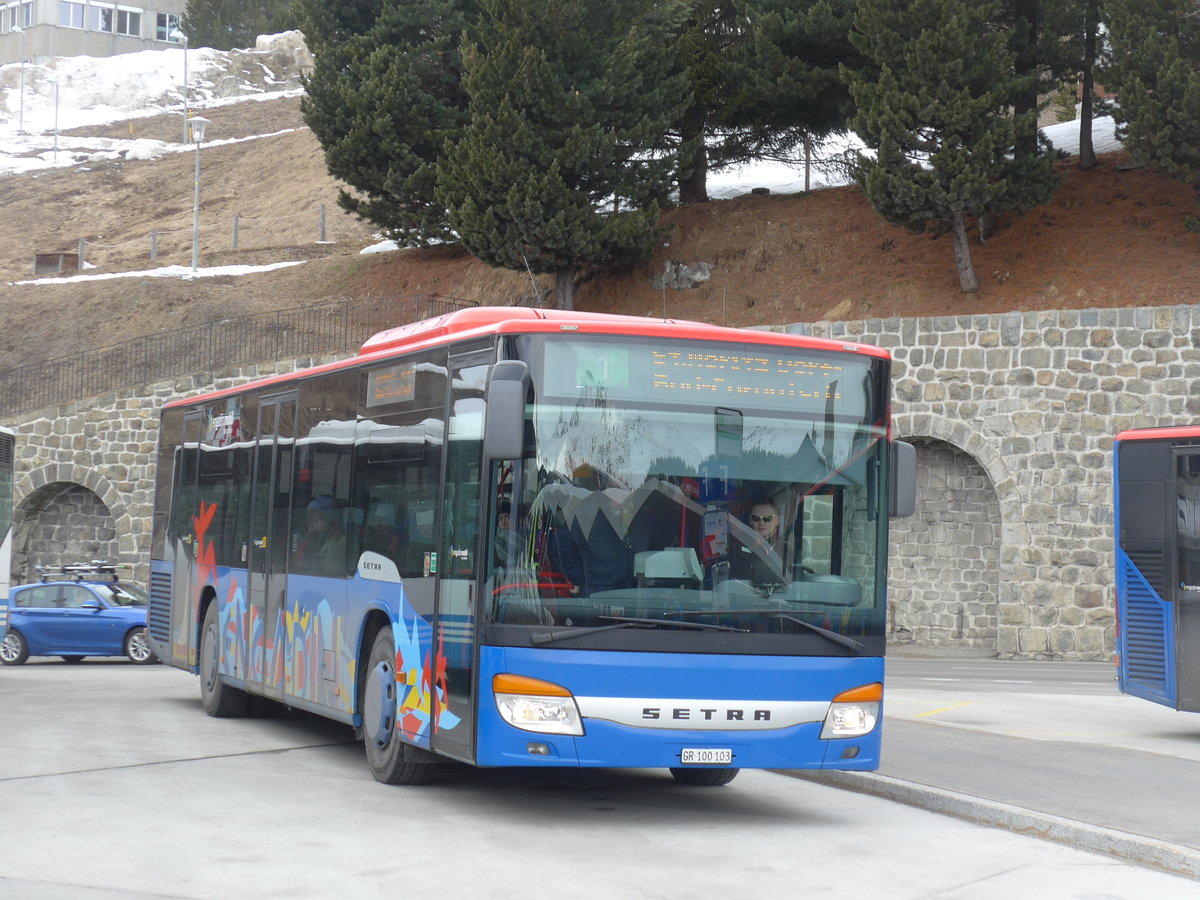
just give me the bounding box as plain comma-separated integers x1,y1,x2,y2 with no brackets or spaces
1116,425,1200,443
166,306,890,409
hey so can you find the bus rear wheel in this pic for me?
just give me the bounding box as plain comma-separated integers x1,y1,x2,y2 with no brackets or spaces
362,628,434,786
669,767,740,786
200,603,247,717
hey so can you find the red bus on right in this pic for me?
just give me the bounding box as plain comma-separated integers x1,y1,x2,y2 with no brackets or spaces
1114,426,1200,712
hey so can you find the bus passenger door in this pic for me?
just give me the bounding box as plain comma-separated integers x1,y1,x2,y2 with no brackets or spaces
174,411,203,668
1175,450,1200,712
247,393,296,700
431,350,491,763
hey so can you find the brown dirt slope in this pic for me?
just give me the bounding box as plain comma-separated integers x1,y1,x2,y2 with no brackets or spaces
1,92,1198,370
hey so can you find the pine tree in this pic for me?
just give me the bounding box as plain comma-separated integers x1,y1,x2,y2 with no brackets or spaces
297,0,382,56
671,0,859,204
1105,1,1200,194
717,2,860,165
437,0,689,309
845,0,1062,294
300,0,474,245
183,0,302,51
994,1,1081,159
1077,0,1102,170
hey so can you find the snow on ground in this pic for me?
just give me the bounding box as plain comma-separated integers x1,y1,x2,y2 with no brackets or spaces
10,260,305,285
1,36,1123,276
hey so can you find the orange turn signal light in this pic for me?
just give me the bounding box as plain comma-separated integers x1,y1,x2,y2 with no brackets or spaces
833,682,883,703
492,673,572,697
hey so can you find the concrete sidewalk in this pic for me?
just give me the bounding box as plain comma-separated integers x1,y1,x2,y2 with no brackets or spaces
791,658,1200,880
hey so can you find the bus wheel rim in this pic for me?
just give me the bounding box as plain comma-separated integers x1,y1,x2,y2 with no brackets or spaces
364,659,397,748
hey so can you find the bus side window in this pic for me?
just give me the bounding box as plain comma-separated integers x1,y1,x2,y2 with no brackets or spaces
353,420,443,579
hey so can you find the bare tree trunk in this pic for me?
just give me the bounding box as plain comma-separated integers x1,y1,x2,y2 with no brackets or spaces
555,270,575,310
1013,92,1040,161
1011,1,1041,161
1078,0,1098,171
678,107,709,205
951,211,980,293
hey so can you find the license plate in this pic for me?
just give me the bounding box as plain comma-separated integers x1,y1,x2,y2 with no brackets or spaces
680,748,733,765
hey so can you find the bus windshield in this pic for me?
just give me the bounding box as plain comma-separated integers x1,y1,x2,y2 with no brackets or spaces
486,335,890,648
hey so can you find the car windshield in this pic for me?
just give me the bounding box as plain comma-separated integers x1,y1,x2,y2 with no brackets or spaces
94,583,148,606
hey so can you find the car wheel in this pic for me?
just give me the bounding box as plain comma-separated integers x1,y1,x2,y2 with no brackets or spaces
200,603,247,717
61,656,86,664
0,630,29,666
669,767,740,786
124,628,158,665
362,627,434,785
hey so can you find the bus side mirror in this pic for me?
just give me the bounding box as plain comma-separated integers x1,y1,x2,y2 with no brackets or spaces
483,360,530,460
890,440,916,518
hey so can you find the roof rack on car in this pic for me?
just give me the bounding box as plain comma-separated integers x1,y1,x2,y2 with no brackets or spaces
35,561,129,584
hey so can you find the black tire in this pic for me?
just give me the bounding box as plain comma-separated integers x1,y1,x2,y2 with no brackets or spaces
61,656,86,664
200,603,247,717
124,627,158,665
669,767,740,786
0,630,28,666
361,628,434,785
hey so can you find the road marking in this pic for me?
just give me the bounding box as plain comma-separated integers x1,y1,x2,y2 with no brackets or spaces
920,677,961,682
992,680,1033,684
913,701,976,718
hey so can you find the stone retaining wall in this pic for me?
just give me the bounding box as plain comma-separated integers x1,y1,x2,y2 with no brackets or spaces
9,304,1195,659
787,304,1197,658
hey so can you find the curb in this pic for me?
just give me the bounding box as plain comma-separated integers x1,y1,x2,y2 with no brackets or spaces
778,769,1200,881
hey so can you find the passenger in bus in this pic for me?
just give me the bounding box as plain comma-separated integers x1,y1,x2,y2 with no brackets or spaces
297,495,348,573
494,499,516,568
532,473,631,596
364,502,401,561
559,502,632,595
730,497,787,583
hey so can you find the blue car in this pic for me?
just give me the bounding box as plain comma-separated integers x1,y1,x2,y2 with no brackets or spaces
0,564,158,666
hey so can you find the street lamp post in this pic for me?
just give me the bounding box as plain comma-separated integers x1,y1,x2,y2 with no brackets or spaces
189,117,210,272
12,25,24,135
170,29,189,143
52,76,59,160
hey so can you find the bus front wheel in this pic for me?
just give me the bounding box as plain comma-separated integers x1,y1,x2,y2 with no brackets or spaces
200,603,247,717
669,767,740,786
362,628,434,786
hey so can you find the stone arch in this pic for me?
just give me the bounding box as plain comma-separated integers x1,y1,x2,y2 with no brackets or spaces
888,414,1019,651
12,464,137,584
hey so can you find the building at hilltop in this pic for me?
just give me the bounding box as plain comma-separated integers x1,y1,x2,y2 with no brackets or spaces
0,0,185,66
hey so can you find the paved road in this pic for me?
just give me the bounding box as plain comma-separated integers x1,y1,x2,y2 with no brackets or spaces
792,652,1200,880
888,656,1119,694
2,660,1197,898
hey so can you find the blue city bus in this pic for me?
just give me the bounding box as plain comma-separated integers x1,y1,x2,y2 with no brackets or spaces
1114,425,1200,712
149,307,915,785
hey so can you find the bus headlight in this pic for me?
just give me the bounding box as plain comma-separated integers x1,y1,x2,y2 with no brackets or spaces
493,673,584,736
820,683,882,739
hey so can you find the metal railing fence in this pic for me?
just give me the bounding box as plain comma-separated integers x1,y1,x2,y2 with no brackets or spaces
0,294,476,418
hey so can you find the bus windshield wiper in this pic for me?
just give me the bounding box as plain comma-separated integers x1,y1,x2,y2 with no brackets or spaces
530,621,651,645
530,616,747,646
599,615,747,632
664,609,865,655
